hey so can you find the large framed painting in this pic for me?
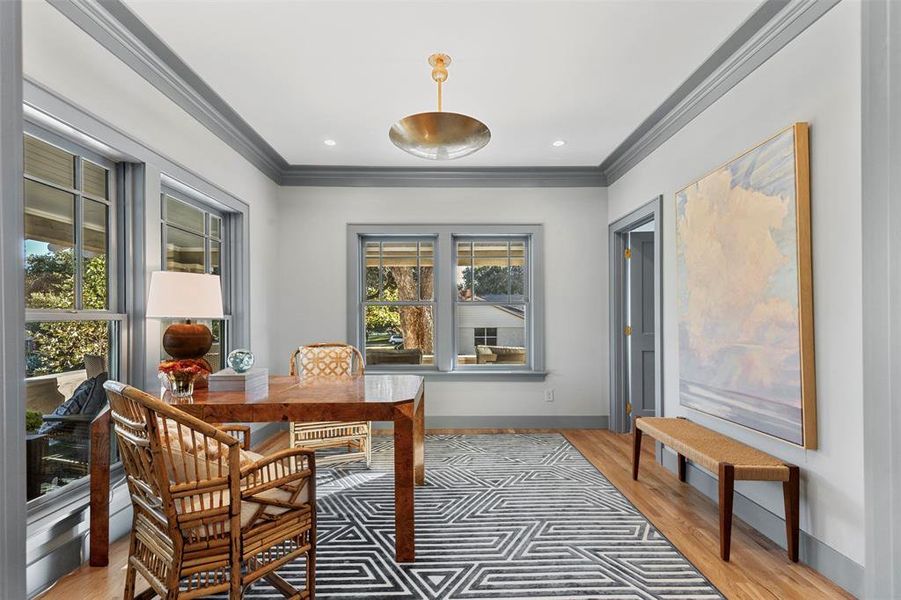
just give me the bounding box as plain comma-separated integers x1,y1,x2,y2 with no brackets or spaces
675,123,816,448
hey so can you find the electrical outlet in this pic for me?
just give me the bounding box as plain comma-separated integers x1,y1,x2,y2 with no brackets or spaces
545,389,555,403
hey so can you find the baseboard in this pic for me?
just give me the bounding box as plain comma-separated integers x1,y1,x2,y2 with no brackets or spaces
372,415,609,431
660,448,864,597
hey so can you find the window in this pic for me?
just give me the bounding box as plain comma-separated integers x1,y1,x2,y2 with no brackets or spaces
474,328,498,347
455,238,528,366
363,239,435,366
160,191,229,370
23,133,123,502
349,226,544,375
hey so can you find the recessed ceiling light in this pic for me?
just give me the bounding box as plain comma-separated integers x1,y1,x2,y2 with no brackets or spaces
323,139,337,146
552,140,566,147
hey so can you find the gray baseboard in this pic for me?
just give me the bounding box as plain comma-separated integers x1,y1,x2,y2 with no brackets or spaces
373,415,609,431
659,448,863,598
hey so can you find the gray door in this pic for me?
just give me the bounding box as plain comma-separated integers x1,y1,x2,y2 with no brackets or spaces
628,231,655,418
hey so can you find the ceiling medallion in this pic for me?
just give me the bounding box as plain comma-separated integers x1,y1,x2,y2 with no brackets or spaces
389,53,491,160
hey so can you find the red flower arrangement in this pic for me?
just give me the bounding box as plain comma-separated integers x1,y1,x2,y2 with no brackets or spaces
159,359,213,398
158,358,213,375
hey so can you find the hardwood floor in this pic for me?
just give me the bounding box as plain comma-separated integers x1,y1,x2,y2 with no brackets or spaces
38,429,851,600
565,430,852,600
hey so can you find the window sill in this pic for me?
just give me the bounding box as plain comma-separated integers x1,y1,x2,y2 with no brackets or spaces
367,369,548,382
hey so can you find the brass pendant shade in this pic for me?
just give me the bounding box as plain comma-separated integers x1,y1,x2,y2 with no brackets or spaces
390,54,490,160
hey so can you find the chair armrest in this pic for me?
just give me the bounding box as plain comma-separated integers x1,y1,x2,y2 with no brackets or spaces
216,424,251,449
240,448,315,499
42,414,94,423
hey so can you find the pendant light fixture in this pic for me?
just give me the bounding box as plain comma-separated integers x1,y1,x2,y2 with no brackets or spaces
389,53,491,160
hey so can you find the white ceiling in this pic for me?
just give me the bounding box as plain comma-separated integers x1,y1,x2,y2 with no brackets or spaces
124,0,761,167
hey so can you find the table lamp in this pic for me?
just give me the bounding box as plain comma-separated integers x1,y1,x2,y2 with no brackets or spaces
146,271,224,359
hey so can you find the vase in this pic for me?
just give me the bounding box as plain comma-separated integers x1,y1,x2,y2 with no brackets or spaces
165,371,197,398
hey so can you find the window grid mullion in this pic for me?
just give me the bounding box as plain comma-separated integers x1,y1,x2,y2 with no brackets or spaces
378,241,384,301
73,158,84,311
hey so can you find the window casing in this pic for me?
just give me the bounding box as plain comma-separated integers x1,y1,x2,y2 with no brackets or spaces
23,132,124,504
160,189,230,370
349,225,544,376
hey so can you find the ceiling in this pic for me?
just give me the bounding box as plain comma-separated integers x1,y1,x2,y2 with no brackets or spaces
123,0,761,168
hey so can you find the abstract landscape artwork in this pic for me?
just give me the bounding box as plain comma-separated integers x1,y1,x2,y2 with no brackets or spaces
675,123,817,448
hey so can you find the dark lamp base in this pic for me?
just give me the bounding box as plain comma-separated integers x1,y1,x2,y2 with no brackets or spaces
163,322,213,359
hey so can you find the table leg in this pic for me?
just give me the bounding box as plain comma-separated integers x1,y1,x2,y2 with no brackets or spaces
89,406,111,567
394,404,415,563
414,391,425,486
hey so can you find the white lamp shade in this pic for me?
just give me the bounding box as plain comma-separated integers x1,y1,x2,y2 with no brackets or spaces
146,271,224,319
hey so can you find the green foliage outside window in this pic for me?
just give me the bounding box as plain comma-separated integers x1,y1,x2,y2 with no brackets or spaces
26,249,109,377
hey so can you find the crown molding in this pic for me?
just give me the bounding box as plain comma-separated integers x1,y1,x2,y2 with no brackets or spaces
281,165,606,187
599,0,840,185
48,0,287,182
47,0,837,188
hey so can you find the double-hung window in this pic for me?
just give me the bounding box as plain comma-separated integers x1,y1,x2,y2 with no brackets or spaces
23,132,123,502
455,238,529,367
160,190,229,370
349,225,544,376
362,239,436,366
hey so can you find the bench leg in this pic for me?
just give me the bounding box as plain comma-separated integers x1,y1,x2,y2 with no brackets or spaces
632,424,643,481
783,465,800,562
718,462,735,561
677,453,687,482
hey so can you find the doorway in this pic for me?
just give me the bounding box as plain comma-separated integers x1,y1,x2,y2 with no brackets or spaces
608,196,663,433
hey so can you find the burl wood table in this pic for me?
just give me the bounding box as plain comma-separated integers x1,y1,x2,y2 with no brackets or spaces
89,374,425,566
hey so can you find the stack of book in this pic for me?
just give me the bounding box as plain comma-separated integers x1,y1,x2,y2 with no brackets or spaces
208,368,269,394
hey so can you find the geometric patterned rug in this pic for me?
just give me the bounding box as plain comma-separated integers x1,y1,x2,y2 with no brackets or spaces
242,434,723,599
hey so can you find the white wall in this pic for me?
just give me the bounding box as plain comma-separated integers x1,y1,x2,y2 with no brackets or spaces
607,1,863,565
273,186,608,421
22,0,281,370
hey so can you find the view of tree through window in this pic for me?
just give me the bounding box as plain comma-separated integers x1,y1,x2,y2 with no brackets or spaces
354,228,538,372
23,133,119,502
363,240,435,365
26,250,109,377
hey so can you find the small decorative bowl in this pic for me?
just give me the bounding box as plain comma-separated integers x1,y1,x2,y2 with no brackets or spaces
227,348,255,373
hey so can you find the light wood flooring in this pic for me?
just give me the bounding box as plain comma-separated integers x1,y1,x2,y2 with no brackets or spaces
38,429,852,600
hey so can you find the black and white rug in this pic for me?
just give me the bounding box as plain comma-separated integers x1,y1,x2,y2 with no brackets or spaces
246,434,722,599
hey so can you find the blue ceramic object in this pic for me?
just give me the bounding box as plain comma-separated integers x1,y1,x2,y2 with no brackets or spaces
227,348,255,373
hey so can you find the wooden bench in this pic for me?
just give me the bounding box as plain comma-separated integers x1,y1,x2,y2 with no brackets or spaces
632,416,799,563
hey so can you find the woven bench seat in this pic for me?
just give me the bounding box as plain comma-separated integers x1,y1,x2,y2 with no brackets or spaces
635,417,790,481
632,416,799,563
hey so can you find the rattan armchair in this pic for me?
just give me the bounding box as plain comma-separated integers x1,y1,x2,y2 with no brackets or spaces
288,343,371,467
104,381,316,599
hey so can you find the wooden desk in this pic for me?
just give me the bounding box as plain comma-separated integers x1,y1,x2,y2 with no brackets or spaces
90,374,425,566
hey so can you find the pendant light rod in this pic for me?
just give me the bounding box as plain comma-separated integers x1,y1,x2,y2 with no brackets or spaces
429,53,450,112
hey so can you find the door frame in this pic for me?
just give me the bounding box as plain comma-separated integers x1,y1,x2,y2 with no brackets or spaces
608,196,664,433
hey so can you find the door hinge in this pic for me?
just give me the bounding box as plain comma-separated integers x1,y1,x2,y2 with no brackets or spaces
624,247,632,259
624,325,632,336
626,402,632,415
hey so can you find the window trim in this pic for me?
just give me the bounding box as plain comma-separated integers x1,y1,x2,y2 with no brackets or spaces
348,224,545,378
24,127,120,314
23,126,127,510
160,186,234,368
